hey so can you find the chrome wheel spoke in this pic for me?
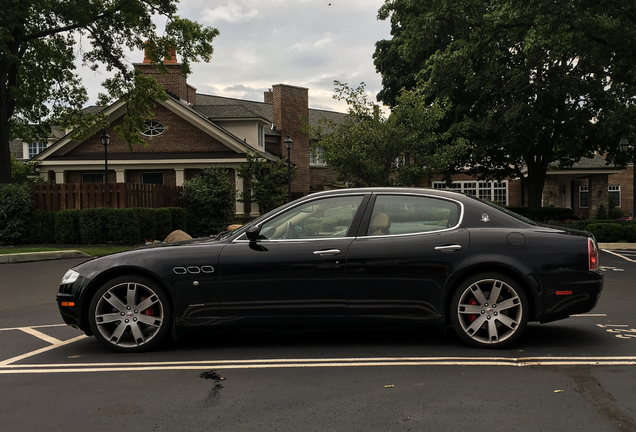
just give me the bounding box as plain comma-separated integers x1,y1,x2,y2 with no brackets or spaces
459,304,483,315
489,281,503,303
466,315,487,334
497,297,520,312
129,322,145,345
126,283,138,307
96,312,122,324
469,284,488,305
137,314,162,327
487,319,499,342
137,295,158,312
496,313,519,329
103,291,127,312
110,321,128,342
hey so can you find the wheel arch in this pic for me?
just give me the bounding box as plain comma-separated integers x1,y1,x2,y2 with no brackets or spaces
78,267,174,335
442,263,539,326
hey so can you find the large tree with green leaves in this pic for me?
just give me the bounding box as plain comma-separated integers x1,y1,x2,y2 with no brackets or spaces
308,81,449,187
237,152,296,214
0,0,219,184
374,0,636,209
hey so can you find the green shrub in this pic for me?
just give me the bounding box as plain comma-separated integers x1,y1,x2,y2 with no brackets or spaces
527,207,574,222
166,207,187,232
183,168,236,237
30,210,56,244
596,204,608,220
54,210,81,244
79,208,108,244
623,224,636,242
133,208,158,241
586,223,624,242
505,206,528,217
607,207,624,219
0,183,32,245
103,208,141,245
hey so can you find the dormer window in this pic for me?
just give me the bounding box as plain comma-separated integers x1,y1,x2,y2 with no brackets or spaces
258,124,264,148
142,120,165,137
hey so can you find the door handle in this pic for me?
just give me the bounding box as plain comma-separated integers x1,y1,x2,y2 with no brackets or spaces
313,249,341,256
434,245,462,252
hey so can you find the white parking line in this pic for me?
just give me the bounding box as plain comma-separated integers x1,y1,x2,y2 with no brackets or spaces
602,249,636,263
18,327,62,345
2,356,636,374
0,335,87,367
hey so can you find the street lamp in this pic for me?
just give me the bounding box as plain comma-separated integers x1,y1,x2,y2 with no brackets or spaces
101,130,110,183
284,135,293,202
619,137,634,219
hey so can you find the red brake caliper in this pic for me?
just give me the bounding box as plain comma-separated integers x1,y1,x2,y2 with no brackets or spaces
468,297,478,323
141,296,154,316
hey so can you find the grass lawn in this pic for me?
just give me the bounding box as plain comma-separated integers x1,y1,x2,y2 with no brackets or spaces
0,245,136,257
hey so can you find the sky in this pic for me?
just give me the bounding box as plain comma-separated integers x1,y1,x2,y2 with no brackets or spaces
77,0,393,113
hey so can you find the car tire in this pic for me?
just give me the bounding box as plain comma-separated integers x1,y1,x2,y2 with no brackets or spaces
450,273,529,348
88,275,172,353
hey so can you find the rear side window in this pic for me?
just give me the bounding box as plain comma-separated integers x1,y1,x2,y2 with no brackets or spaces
367,195,460,236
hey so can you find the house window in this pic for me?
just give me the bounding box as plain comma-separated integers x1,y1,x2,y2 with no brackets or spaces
393,153,410,168
82,173,104,183
141,120,165,137
310,146,326,166
609,185,621,207
258,125,264,148
434,181,508,205
142,172,164,185
28,141,47,158
579,186,589,208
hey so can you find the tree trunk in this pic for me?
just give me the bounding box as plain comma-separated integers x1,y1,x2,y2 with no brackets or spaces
524,162,548,211
0,87,12,184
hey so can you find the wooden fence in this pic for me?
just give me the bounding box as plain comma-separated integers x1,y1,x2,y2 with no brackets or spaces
31,183,184,211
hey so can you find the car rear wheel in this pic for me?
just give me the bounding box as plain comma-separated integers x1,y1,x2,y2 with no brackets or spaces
450,273,528,348
88,275,172,353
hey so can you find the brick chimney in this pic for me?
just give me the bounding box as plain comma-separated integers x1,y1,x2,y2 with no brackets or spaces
135,47,197,105
272,84,310,196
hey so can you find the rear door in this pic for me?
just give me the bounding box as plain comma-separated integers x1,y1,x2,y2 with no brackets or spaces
346,193,469,316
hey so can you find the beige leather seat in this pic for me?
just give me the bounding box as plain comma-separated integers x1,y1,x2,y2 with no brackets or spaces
370,213,391,235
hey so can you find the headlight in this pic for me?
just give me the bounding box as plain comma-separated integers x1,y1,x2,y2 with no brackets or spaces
61,269,80,285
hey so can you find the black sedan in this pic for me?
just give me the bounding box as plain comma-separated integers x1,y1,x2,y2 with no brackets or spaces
57,187,603,352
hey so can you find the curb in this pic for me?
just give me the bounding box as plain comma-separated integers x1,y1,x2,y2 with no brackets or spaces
0,250,91,264
598,243,636,250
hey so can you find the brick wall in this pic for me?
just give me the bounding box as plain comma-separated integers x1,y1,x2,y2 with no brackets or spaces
68,105,233,155
135,63,196,104
309,166,339,191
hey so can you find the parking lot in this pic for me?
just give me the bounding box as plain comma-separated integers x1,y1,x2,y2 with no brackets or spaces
1,252,635,431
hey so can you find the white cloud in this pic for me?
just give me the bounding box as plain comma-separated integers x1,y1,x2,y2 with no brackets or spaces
201,3,259,24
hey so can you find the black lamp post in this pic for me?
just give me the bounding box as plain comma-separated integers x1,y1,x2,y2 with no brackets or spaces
101,130,110,183
619,137,634,219
284,135,293,202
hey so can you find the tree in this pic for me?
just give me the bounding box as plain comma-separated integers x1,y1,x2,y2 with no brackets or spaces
374,0,636,209
237,152,296,214
0,0,219,184
307,81,448,188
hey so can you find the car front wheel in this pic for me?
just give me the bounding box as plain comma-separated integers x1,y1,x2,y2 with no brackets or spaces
88,275,172,353
450,273,528,348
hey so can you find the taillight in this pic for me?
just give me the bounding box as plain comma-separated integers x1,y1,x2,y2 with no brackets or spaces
588,238,599,271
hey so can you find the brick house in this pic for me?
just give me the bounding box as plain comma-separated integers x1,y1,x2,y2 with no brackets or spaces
31,52,344,214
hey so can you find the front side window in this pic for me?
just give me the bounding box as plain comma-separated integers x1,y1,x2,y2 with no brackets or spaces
259,195,364,240
310,146,326,166
367,194,460,236
142,172,164,185
28,141,47,158
579,186,589,208
609,185,621,207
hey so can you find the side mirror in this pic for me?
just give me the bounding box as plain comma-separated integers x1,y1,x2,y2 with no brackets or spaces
246,226,261,242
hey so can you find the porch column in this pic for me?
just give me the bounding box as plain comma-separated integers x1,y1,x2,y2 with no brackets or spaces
54,171,64,184
235,171,244,214
115,170,125,183
588,174,609,219
542,175,560,207
175,169,185,186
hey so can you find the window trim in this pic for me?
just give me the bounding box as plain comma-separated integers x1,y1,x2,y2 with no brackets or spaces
608,185,621,207
433,180,508,206
141,120,166,137
579,185,589,208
